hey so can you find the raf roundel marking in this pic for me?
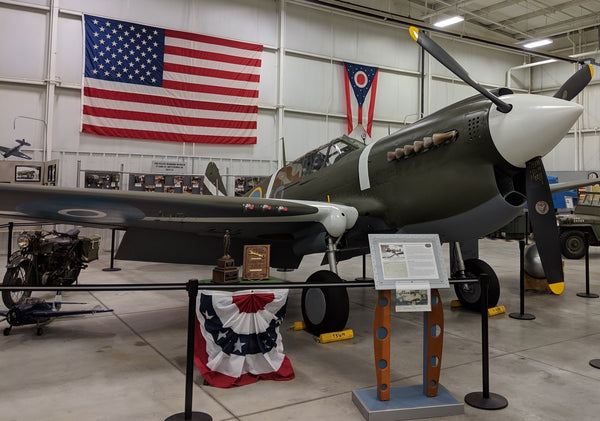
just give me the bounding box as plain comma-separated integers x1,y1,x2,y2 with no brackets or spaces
57,208,107,218
535,201,549,215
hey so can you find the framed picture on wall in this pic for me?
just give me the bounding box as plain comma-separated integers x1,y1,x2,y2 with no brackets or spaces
15,165,41,182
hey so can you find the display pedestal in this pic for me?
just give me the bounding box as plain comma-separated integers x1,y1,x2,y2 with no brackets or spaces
352,384,463,421
212,256,239,284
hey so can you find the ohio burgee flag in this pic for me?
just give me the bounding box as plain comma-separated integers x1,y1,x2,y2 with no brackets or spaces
195,289,294,387
82,14,262,144
343,61,379,138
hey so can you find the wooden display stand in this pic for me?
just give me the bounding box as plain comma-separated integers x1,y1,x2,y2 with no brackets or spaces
352,289,463,420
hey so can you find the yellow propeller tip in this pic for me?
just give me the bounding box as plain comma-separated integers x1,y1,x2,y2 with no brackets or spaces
409,26,419,42
589,64,594,78
549,281,564,295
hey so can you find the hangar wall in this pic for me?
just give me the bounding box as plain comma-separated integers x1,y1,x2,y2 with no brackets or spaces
0,0,597,188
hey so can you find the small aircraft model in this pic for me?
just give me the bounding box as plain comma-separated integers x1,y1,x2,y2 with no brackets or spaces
0,27,594,335
0,297,113,336
0,139,32,160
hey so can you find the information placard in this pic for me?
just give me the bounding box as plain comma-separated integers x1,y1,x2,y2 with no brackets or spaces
369,234,448,290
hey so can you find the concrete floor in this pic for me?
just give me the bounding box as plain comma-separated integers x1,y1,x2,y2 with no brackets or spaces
2,238,600,420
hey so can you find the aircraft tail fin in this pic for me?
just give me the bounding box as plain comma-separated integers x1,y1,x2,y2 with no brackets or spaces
203,162,228,196
16,139,30,146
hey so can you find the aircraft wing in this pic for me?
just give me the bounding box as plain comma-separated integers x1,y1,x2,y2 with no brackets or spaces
9,151,32,160
28,309,114,318
0,146,9,154
0,183,358,268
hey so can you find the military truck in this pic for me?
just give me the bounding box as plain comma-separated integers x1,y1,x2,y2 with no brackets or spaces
557,191,600,259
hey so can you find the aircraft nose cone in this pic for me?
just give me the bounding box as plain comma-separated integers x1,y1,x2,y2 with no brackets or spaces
489,94,583,168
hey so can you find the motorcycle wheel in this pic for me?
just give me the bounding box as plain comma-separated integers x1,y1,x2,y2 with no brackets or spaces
2,262,32,308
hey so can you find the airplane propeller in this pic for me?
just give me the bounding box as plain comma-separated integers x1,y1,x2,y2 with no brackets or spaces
554,64,594,101
409,27,512,114
525,157,564,292
409,26,594,294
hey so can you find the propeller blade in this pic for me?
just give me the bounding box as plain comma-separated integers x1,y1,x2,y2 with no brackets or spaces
554,64,594,101
409,27,512,113
525,157,564,293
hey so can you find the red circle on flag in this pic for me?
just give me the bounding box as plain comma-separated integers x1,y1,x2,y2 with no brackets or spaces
354,71,368,88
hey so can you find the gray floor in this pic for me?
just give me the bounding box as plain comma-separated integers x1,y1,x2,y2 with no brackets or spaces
2,238,600,421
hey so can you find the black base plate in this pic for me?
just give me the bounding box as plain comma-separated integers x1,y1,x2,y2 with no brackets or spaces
577,292,599,298
464,392,508,410
102,267,122,272
509,312,536,320
164,412,212,421
590,359,600,369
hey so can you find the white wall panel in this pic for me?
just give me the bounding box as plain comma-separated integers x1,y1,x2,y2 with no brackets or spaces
55,14,83,86
0,7,47,80
0,84,45,158
374,71,418,122
284,55,337,113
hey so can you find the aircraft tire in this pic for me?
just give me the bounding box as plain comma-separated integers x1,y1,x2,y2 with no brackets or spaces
560,230,586,260
301,270,349,336
453,258,500,311
2,262,32,308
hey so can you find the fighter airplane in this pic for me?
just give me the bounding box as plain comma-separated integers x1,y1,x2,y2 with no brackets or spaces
0,139,32,160
0,28,593,335
1,297,113,336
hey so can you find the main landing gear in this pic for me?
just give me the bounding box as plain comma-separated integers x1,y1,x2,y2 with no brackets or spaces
451,242,500,311
300,236,350,336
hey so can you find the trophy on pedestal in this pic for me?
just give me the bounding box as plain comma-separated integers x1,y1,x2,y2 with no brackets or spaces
212,230,239,283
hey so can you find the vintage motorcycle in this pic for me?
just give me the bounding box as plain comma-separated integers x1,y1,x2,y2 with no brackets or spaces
2,229,99,308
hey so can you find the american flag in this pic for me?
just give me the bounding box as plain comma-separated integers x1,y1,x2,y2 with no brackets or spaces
82,15,262,144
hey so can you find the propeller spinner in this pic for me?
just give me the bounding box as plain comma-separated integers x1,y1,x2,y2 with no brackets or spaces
409,26,593,292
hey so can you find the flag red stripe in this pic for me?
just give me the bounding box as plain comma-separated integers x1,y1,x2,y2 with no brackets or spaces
366,70,378,136
162,80,259,98
343,65,353,134
84,87,258,114
82,124,256,144
163,62,260,83
167,29,263,52
83,105,256,129
165,45,262,67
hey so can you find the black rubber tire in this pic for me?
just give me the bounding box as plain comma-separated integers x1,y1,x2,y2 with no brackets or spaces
560,230,586,260
301,270,349,336
2,262,32,308
453,258,500,311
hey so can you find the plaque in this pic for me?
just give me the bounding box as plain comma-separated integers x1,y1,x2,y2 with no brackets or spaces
242,244,270,280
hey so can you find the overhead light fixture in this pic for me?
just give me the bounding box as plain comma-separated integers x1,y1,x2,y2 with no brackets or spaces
523,39,553,49
433,16,464,28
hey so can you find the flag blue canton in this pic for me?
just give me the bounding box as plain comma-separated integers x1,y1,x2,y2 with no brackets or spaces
344,62,378,107
84,15,165,87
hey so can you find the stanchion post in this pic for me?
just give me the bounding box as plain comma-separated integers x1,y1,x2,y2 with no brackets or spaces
509,240,535,320
577,233,598,298
103,228,122,272
355,254,374,282
464,273,508,410
7,221,13,264
165,279,212,421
